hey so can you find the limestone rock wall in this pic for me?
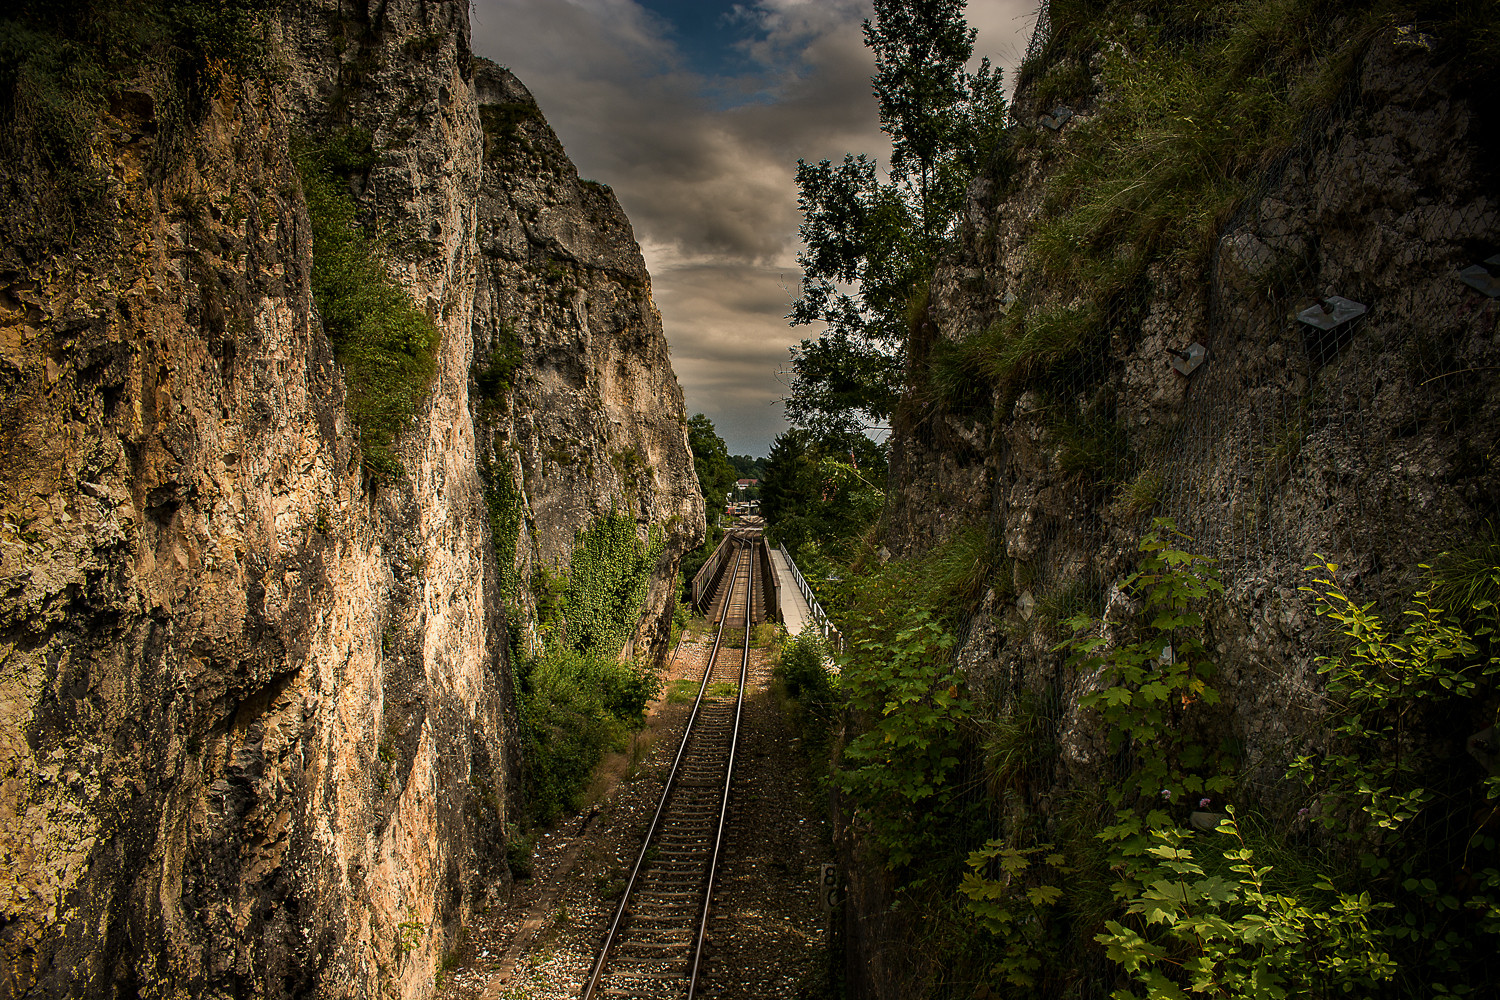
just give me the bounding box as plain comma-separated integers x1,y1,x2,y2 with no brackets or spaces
470,61,704,663
900,26,1498,765
0,2,700,998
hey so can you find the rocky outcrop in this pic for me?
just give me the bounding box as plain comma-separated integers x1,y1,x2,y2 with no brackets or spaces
903,23,1497,742
0,3,700,998
855,23,1499,999
469,61,703,662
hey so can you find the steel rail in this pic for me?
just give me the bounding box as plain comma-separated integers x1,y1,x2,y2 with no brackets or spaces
686,534,754,997
579,542,748,1000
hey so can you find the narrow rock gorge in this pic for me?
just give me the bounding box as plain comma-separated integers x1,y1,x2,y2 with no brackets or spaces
0,3,701,997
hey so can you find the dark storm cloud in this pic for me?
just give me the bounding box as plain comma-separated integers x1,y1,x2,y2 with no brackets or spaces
471,0,1035,455
473,0,877,264
657,262,802,451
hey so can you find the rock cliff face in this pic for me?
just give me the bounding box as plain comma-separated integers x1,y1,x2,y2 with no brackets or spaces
469,61,703,661
849,23,1499,999
0,3,700,998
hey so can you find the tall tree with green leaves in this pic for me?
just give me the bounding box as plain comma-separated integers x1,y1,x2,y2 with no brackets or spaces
761,428,887,560
786,0,1006,436
686,413,737,525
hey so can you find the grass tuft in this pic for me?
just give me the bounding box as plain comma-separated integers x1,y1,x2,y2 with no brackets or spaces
975,301,1103,387
1111,468,1164,518
1426,521,1500,621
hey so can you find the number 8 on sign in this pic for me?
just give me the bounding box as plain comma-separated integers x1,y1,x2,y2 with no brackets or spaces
819,863,838,911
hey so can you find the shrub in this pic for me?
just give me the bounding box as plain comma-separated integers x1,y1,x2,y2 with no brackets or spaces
775,631,837,768
297,134,440,479
473,321,523,403
778,631,831,703
836,600,970,868
516,646,659,824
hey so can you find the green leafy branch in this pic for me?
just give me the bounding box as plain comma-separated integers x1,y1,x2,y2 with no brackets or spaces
1292,559,1496,845
836,606,969,868
1099,810,1396,999
1061,518,1229,811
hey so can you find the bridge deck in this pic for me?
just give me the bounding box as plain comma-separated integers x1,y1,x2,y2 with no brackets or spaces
767,547,812,637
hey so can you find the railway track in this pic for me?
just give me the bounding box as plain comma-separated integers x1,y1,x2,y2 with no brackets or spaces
581,534,759,999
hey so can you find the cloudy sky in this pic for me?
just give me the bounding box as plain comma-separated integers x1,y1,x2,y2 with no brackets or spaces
470,0,1037,456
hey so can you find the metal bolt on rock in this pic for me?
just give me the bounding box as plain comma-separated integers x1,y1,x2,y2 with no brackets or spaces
1296,295,1367,330
1459,255,1500,298
1166,342,1207,376
1039,107,1074,131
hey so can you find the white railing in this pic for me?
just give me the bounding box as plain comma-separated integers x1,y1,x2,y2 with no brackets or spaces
778,543,844,653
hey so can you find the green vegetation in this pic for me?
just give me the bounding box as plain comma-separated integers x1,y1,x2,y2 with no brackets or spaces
1426,521,1500,618
478,454,524,649
838,605,969,868
665,677,699,704
515,645,657,824
473,321,524,404
472,317,528,648
687,413,737,525
1060,522,1230,813
396,907,425,956
1112,468,1165,519
514,511,665,825
773,2,1500,996
948,521,1500,997
729,453,766,482
558,513,664,656
761,428,886,562
774,632,838,772
478,100,542,163
1028,576,1105,643
297,130,440,479
777,526,1019,993
668,592,692,648
504,823,536,879
796,515,1500,996
785,0,1006,436
823,528,1008,869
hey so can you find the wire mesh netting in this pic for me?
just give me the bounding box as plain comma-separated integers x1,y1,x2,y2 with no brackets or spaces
970,0,1497,772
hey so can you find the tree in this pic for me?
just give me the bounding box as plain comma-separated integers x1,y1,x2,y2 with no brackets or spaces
760,430,816,531
729,454,766,481
865,0,1004,243
786,0,1006,435
761,428,887,560
686,413,737,525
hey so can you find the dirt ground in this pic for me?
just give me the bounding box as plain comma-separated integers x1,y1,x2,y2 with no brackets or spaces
435,626,833,999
